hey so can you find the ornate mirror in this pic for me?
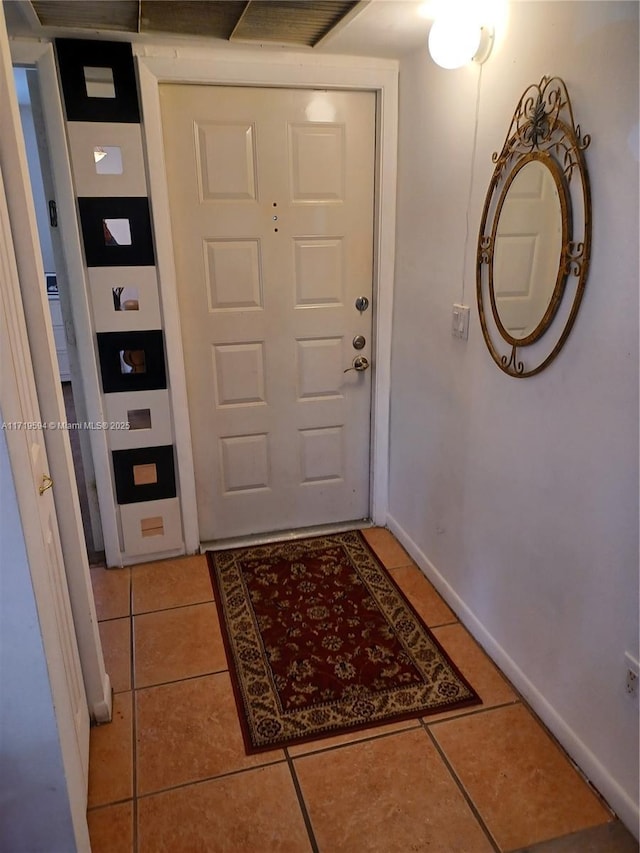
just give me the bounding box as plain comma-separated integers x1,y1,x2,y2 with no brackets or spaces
477,77,591,377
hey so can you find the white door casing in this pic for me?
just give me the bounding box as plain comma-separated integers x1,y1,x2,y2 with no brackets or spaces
136,46,398,549
160,84,375,540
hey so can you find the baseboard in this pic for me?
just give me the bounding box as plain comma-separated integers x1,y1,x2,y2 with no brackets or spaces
386,513,640,840
90,673,113,724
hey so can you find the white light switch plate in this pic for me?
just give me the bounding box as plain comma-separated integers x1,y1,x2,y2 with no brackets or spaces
452,303,470,340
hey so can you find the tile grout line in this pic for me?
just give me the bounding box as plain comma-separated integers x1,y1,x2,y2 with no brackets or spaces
129,573,139,853
97,596,215,624
134,756,288,801
133,667,231,694
422,721,502,853
424,698,521,728
285,752,321,853
131,597,216,618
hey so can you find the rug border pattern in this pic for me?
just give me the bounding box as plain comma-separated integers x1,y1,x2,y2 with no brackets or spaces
207,530,480,753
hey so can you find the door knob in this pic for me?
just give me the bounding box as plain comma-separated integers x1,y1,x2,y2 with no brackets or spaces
39,473,54,495
344,356,370,373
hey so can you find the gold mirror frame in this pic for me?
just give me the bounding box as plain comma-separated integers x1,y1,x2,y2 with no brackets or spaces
477,76,592,377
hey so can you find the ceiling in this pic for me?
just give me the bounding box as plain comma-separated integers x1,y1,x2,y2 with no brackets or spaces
3,0,432,58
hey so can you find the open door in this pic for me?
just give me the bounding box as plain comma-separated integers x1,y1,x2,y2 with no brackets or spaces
2,32,111,719
0,143,91,852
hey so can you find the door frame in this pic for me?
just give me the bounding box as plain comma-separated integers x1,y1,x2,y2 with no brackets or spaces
136,45,398,549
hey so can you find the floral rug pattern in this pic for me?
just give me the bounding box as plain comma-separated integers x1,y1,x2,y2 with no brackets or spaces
208,531,480,752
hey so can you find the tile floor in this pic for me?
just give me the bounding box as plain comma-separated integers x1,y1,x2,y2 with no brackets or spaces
88,528,638,853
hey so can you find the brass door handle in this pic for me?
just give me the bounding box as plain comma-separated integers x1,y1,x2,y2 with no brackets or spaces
39,474,54,495
344,356,370,373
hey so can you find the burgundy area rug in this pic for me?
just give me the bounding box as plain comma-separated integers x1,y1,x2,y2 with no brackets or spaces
207,530,480,753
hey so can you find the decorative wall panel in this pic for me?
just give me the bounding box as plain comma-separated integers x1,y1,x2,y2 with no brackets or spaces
97,330,167,393
89,266,161,332
78,196,155,267
120,498,183,556
112,444,176,504
56,38,140,123
57,37,182,562
104,390,173,450
66,122,147,197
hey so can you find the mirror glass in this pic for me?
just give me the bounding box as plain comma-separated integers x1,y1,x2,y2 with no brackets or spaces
84,66,116,99
493,160,563,340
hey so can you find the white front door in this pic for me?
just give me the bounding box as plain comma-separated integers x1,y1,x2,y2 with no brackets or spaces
160,85,375,541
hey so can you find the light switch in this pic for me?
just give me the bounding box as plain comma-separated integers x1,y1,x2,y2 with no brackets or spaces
452,303,470,340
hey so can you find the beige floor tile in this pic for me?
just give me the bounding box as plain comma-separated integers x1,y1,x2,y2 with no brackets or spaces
91,566,130,621
87,801,134,853
361,527,413,569
88,692,133,808
132,554,213,614
287,717,421,757
423,623,518,723
135,672,284,795
133,602,227,688
137,764,312,853
98,617,131,693
390,564,457,627
431,704,612,851
294,727,493,852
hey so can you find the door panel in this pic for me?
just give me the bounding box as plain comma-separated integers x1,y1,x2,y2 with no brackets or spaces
495,162,562,337
160,85,375,541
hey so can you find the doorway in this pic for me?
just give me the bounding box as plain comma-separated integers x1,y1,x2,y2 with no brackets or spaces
13,65,104,561
160,84,376,542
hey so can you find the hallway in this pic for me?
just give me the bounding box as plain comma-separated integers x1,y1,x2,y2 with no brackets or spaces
87,529,635,852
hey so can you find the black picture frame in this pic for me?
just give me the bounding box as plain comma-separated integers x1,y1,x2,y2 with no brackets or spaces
97,330,167,393
79,197,155,267
55,38,140,124
112,445,176,505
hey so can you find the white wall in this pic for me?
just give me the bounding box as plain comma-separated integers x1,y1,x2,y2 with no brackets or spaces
0,417,78,852
389,0,639,833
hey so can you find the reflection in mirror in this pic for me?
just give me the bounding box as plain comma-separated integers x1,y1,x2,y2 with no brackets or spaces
112,287,139,311
84,66,115,99
141,516,164,537
493,160,563,340
133,463,158,486
127,409,152,430
119,349,146,374
104,218,132,246
94,145,123,175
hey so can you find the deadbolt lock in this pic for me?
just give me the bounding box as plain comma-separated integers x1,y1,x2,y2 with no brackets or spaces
352,335,366,350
